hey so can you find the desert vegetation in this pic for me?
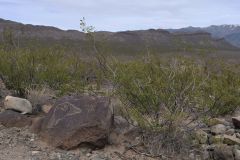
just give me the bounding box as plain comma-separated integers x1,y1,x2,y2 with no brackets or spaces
109,56,240,156
0,28,103,96
1,22,240,158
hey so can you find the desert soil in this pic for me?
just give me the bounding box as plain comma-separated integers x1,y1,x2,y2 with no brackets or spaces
0,124,155,160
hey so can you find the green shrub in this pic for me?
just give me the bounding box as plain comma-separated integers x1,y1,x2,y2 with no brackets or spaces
108,56,240,155
0,45,102,96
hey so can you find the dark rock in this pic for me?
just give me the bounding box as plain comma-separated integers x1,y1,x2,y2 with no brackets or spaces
0,110,32,128
37,95,113,150
232,117,240,129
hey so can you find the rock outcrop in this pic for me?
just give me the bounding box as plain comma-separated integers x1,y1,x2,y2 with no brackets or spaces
34,95,113,150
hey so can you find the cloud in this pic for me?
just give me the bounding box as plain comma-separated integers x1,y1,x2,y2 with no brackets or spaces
0,0,240,31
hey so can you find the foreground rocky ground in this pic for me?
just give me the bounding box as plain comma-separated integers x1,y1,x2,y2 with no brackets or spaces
0,85,155,160
2,78,240,160
0,124,154,160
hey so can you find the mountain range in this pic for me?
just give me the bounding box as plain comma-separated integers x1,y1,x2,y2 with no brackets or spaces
0,18,239,57
168,25,240,47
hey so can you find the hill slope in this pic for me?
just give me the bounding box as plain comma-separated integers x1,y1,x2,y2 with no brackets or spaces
0,18,238,56
168,25,240,48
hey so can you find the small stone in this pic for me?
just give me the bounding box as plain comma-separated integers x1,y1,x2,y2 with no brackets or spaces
236,129,240,133
201,128,211,134
189,153,195,160
86,153,91,157
208,118,231,126
32,151,40,155
236,133,240,139
225,129,235,135
223,135,240,145
41,104,52,114
211,124,226,135
195,129,208,144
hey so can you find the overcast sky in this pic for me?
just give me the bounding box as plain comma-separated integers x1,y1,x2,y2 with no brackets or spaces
0,0,240,31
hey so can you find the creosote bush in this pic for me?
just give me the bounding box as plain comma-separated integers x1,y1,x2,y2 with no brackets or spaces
1,26,240,157
109,56,240,155
0,45,103,96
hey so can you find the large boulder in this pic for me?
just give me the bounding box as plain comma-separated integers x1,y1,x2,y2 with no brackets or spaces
36,95,113,150
0,110,32,128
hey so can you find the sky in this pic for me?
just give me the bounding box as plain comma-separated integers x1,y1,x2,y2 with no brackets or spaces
0,0,240,31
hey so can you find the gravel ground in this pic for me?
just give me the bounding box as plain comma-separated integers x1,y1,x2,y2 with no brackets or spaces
0,124,157,160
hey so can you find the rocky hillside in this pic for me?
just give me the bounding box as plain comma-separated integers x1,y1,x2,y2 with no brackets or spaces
0,18,238,56
168,25,240,48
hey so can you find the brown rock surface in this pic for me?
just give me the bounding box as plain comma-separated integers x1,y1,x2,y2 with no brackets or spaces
0,110,32,128
37,95,113,150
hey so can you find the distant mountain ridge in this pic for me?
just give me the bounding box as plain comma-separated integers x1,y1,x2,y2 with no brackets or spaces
0,18,239,56
168,25,240,47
